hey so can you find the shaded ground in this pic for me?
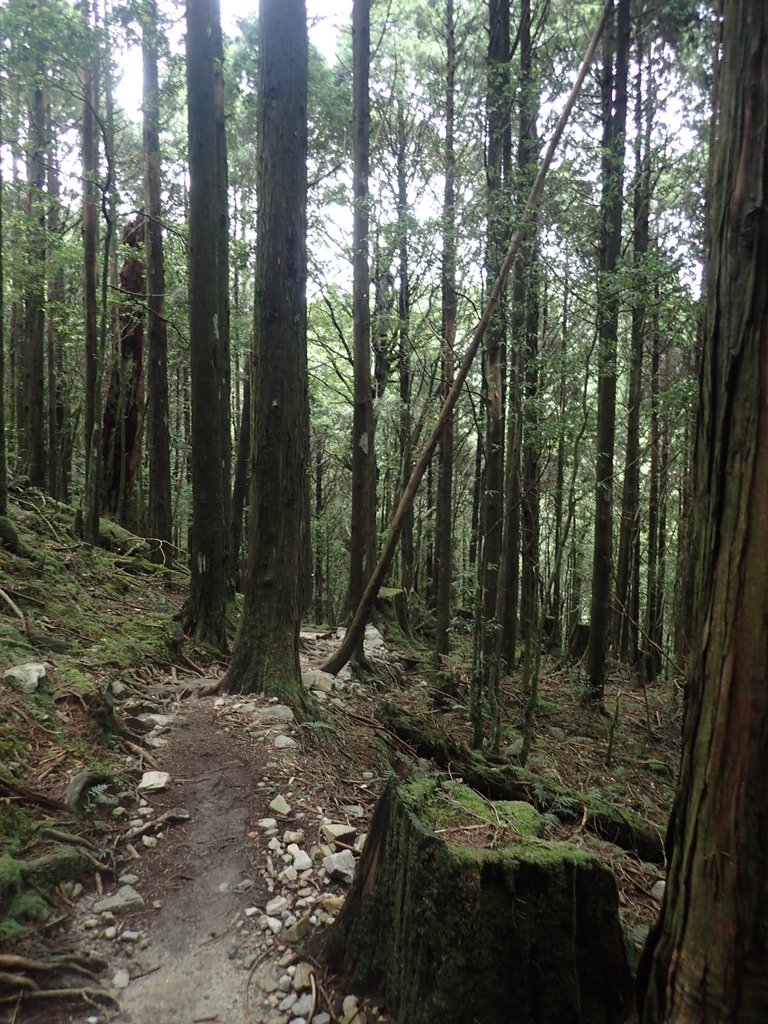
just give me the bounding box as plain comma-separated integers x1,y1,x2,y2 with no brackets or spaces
1,492,681,1022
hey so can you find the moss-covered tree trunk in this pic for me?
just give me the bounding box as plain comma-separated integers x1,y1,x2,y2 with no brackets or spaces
637,2,768,1019
223,0,309,709
325,781,631,1024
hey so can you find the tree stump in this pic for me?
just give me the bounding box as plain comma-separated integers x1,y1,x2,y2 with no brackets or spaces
324,780,632,1024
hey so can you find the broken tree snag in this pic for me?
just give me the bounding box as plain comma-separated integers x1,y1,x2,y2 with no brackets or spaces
324,781,632,1024
377,703,665,863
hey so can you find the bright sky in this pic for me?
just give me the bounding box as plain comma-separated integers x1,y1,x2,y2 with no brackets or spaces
116,0,349,117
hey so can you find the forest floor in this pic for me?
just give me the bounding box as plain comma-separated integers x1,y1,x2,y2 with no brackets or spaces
0,491,682,1024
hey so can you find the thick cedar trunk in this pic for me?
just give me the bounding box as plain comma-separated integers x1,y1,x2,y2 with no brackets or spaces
614,22,651,664
475,0,509,746
24,84,46,489
349,0,376,637
143,0,173,563
516,0,540,654
213,10,232,545
434,0,457,659
230,372,251,587
645,293,662,679
0,80,5,518
101,216,145,524
638,3,768,1018
82,2,99,536
46,119,64,501
586,0,630,707
223,0,309,709
184,0,230,647
313,434,324,623
396,105,414,612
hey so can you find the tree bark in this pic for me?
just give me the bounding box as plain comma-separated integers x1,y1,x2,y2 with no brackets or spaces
81,0,99,538
586,0,630,708
348,0,376,645
23,83,47,489
638,3,768,1018
183,0,230,646
0,78,6,518
434,0,457,659
223,0,310,710
143,0,173,563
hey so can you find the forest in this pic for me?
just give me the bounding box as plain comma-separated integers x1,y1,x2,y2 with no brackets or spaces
0,0,766,1022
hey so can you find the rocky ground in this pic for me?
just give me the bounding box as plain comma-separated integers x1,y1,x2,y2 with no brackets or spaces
9,629,394,1024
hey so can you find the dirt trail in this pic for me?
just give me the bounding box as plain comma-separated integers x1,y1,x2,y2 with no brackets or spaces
16,659,389,1024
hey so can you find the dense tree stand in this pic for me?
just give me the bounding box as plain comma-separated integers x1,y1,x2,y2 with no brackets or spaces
324,780,631,1024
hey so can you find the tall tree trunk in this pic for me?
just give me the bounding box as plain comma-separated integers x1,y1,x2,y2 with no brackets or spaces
46,114,64,501
184,0,230,646
0,79,6,518
474,0,509,748
224,0,310,709
614,14,651,664
435,0,457,659
638,3,768,1016
586,0,630,708
81,0,99,539
230,371,250,587
24,83,46,488
349,0,376,649
396,103,414,615
516,0,541,653
143,0,173,562
101,216,145,524
645,286,662,679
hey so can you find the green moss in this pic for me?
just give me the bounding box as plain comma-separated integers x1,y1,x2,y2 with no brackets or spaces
0,806,35,856
54,663,98,692
409,779,548,841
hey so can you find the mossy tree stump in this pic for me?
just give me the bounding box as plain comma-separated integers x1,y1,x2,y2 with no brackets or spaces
324,780,632,1024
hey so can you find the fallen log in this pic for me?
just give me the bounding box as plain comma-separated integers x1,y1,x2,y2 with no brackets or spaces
324,780,632,1024
378,702,665,864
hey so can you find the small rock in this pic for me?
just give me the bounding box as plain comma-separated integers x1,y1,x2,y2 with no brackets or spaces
320,894,345,915
342,995,359,1019
274,735,298,750
253,705,295,723
234,879,254,893
278,973,293,992
291,993,313,1017
652,879,666,899
270,795,292,816
266,896,289,916
3,661,48,693
354,833,367,853
279,866,298,884
292,962,313,992
138,771,171,792
323,849,356,884
244,907,258,917
104,926,117,939
283,830,305,844
93,885,144,916
258,817,278,830
121,930,140,942
141,835,158,849
83,917,99,929
112,969,130,990
314,1014,331,1024
279,992,297,1012
118,873,139,885
320,822,356,845
340,804,365,818
292,850,312,871
266,916,283,934
284,915,311,942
